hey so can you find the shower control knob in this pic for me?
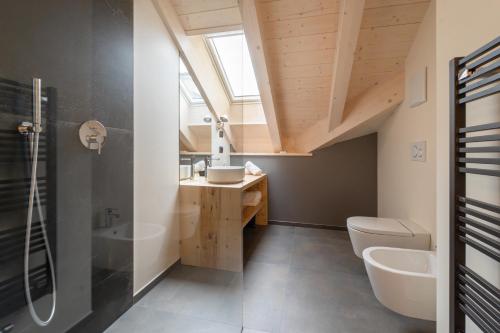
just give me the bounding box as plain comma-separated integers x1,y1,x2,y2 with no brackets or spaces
79,120,107,155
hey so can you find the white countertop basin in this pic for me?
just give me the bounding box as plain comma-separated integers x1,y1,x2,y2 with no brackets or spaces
207,166,245,184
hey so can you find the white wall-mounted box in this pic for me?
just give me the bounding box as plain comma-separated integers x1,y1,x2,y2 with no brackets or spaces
409,66,427,108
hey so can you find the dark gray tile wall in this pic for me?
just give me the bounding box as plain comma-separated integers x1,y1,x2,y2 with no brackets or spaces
246,134,378,227
0,1,133,332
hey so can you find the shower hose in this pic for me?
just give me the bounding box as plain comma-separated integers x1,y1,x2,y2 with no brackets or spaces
24,128,57,326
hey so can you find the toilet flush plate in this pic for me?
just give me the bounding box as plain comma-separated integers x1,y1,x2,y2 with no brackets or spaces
411,141,426,162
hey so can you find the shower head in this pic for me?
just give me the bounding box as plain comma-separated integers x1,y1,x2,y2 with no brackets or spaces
219,115,229,123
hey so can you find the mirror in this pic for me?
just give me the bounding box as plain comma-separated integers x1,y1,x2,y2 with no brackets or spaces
178,29,272,179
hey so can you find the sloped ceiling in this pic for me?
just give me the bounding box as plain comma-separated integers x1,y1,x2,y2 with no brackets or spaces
171,0,242,35
166,0,431,153
256,0,339,149
348,1,430,101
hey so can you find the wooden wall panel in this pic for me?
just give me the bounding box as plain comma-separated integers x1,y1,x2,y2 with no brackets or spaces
268,49,336,67
270,63,333,80
364,0,430,9
257,0,340,22
361,2,430,28
178,7,242,34
172,0,238,15
347,1,429,101
274,77,332,91
265,33,337,55
261,14,338,40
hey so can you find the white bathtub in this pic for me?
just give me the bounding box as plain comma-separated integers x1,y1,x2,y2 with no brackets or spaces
362,246,436,321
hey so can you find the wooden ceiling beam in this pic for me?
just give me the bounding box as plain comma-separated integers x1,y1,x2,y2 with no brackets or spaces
293,72,404,153
153,0,239,150
240,0,283,153
327,0,365,131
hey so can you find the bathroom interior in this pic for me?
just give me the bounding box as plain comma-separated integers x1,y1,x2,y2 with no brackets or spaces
0,0,498,333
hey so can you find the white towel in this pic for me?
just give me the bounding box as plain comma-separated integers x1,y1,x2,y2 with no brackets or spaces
242,191,262,207
193,160,206,173
245,161,263,176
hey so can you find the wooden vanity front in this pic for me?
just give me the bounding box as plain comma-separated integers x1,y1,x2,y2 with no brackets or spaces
179,175,268,272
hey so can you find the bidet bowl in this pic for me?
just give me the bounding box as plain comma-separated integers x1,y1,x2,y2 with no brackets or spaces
207,166,245,184
362,246,436,321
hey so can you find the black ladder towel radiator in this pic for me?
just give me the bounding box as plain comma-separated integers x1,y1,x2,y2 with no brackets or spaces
450,36,500,333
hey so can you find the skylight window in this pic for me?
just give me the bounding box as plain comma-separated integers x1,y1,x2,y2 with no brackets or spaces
179,59,205,105
206,32,260,103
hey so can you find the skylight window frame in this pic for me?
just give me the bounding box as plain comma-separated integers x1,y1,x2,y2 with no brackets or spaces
179,59,206,106
205,31,261,104
179,73,206,105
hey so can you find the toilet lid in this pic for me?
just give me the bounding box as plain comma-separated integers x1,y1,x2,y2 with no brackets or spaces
347,217,413,237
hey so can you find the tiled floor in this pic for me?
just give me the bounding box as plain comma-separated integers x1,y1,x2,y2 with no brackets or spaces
106,264,243,333
106,224,436,333
242,225,435,333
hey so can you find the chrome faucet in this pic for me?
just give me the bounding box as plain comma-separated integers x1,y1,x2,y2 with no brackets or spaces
204,156,220,178
104,208,120,228
204,156,211,169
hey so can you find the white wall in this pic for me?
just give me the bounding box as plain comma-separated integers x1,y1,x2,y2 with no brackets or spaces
436,1,500,332
134,0,180,295
378,2,437,247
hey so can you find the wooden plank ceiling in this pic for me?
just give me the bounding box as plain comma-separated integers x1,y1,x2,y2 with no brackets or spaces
256,0,339,147
171,0,242,35
348,0,430,101
256,0,430,151
168,0,430,153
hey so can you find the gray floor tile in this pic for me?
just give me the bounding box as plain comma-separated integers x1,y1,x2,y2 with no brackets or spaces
282,267,434,333
244,294,283,333
244,230,294,265
294,227,350,242
134,273,185,313
259,225,295,237
138,265,243,327
285,267,374,305
244,261,289,291
243,261,289,332
243,328,270,333
279,293,344,333
291,234,366,275
105,305,241,333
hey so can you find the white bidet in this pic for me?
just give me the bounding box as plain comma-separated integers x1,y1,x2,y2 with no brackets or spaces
363,246,436,321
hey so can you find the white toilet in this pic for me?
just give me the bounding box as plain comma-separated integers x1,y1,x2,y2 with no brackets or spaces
347,216,430,258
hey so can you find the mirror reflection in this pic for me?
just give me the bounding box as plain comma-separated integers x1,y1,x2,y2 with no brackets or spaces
179,30,274,182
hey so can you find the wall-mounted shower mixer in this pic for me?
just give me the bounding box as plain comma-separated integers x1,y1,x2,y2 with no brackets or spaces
79,120,107,155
